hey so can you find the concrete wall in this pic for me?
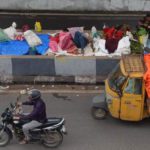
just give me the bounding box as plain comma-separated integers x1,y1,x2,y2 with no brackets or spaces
0,56,119,84
0,0,150,11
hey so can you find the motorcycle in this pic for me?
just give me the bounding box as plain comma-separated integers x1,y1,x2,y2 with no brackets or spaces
0,92,67,148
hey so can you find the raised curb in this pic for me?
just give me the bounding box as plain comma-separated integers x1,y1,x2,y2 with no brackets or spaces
0,56,120,84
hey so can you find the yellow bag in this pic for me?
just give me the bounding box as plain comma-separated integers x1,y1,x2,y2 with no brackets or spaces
35,21,42,32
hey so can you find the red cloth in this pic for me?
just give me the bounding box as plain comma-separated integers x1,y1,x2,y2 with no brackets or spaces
49,41,59,52
103,27,124,53
144,54,150,98
50,35,59,43
105,38,120,53
49,34,60,52
103,27,124,39
59,32,72,50
103,27,115,39
49,31,78,54
15,34,24,41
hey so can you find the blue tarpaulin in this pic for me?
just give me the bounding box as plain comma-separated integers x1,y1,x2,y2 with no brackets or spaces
0,40,29,55
0,34,49,55
36,34,49,55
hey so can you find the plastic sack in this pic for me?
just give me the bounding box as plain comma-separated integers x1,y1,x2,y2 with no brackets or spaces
24,30,42,47
4,22,17,40
115,36,131,55
91,26,99,38
93,38,107,53
0,28,10,42
139,34,149,47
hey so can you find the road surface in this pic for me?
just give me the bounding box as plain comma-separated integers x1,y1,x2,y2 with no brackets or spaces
0,93,150,150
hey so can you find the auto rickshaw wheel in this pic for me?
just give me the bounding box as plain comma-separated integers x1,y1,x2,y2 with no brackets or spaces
91,107,107,120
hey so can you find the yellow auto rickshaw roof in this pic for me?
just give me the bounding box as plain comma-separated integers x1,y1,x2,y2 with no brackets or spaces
120,55,145,78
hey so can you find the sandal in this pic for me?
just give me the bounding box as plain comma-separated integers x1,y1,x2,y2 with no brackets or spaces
19,139,28,145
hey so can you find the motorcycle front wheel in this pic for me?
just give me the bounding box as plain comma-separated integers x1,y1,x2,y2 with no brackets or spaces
42,130,63,148
0,130,10,147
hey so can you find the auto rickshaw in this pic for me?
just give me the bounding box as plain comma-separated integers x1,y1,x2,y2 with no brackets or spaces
92,55,150,121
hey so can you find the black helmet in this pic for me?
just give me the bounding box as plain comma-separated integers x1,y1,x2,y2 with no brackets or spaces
27,89,41,100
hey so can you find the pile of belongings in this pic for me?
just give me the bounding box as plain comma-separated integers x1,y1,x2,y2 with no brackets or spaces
47,25,133,57
92,24,133,57
0,22,49,55
0,23,92,56
93,15,150,57
47,27,92,56
0,16,149,56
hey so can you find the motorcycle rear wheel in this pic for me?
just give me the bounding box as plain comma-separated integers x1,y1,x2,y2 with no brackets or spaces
42,130,63,148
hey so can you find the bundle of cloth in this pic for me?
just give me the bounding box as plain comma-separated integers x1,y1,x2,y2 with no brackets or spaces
48,27,91,55
93,26,131,57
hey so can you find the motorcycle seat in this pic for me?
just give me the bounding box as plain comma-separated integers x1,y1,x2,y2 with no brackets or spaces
47,117,62,125
37,118,63,129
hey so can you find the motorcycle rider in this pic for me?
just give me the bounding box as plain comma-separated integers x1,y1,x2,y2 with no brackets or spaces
18,89,47,144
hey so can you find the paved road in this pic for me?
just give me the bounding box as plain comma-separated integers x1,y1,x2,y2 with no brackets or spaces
0,93,150,150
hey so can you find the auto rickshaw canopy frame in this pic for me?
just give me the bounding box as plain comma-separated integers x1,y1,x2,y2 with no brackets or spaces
120,55,145,78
